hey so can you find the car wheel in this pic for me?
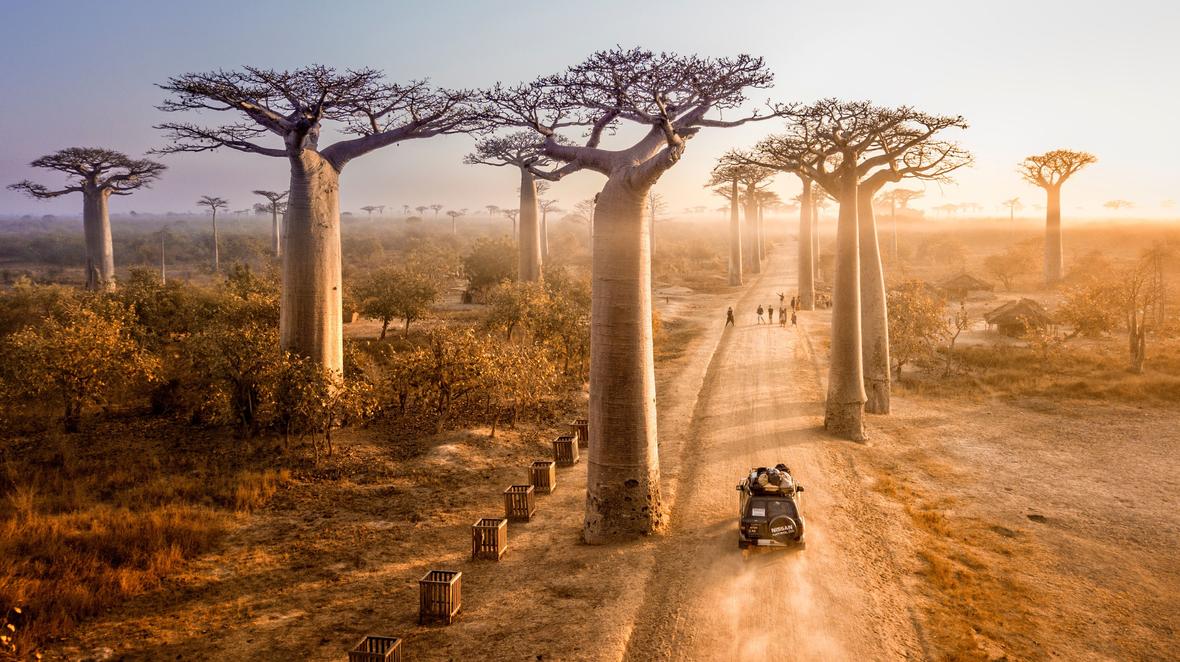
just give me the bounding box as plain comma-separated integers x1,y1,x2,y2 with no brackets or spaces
738,540,750,550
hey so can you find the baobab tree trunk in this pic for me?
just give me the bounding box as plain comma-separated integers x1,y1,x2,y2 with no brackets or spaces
890,201,900,263
757,201,766,260
518,168,542,281
271,208,282,258
743,184,761,275
797,177,815,310
1044,185,1063,284
211,209,220,273
858,188,891,415
824,175,866,441
811,200,820,283
728,180,743,286
81,188,115,291
584,175,663,543
541,211,550,263
280,151,344,374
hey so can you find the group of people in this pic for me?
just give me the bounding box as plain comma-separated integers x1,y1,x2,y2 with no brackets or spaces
725,291,799,328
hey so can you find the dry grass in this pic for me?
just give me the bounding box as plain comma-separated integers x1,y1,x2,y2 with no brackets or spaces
899,337,1180,404
872,468,1040,661
0,419,294,657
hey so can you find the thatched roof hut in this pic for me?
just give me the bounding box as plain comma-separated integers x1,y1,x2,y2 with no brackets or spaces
938,273,995,300
984,298,1053,336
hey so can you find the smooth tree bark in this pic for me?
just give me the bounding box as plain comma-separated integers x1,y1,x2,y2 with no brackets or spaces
253,189,289,257
728,179,743,285
486,48,776,542
538,199,561,263
797,175,815,309
518,169,541,280
9,148,165,290
157,66,480,373
1018,149,1097,284
197,195,228,272
857,178,891,414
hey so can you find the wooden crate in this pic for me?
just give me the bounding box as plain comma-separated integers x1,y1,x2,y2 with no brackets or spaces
553,434,579,466
471,517,508,560
419,570,462,625
529,460,556,494
571,418,589,448
503,484,537,522
348,635,402,662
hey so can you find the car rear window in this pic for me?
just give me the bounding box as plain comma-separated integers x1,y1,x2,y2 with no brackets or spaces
746,499,793,518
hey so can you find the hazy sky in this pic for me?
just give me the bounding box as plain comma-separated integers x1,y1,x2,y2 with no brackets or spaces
1,0,1177,219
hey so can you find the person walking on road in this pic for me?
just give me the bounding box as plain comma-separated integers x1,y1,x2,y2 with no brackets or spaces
791,309,797,326
779,309,787,327
725,307,735,328
768,306,775,324
756,305,765,324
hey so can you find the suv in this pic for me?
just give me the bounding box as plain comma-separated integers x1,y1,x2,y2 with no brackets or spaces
737,465,805,549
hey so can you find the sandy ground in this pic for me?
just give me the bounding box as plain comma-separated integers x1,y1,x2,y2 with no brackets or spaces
45,243,1180,661
623,252,924,660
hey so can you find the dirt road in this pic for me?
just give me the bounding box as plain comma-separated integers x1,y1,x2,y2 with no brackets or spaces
624,250,924,660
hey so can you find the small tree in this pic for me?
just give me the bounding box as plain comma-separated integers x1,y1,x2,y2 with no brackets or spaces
352,265,440,338
1018,149,1097,284
485,280,547,341
3,301,158,431
1057,278,1121,338
1120,255,1160,373
944,302,971,376
9,148,165,290
462,236,517,295
197,195,229,272
886,282,946,379
983,240,1040,290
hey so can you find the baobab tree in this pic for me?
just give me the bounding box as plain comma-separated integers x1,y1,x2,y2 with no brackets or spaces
502,208,519,239
538,198,562,262
571,197,596,245
446,208,466,234
156,65,480,373
484,47,776,541
1018,149,1097,284
720,152,776,274
707,162,747,286
8,147,165,290
646,190,668,266
414,205,428,216
197,195,229,272
745,100,969,433
465,131,565,280
1104,199,1134,213
485,204,500,218
876,187,923,263
363,205,380,219
1001,196,1022,222
253,189,289,257
430,203,443,218
738,142,827,304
